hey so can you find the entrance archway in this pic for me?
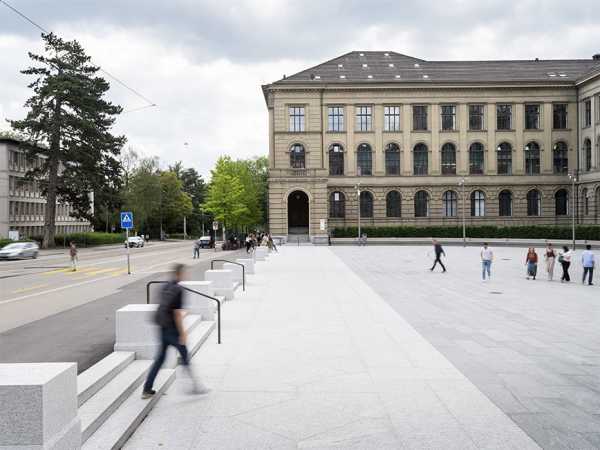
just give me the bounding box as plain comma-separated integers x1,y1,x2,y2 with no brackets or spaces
288,190,309,235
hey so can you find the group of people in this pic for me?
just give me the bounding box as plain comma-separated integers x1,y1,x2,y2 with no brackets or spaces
430,240,596,285
244,232,278,253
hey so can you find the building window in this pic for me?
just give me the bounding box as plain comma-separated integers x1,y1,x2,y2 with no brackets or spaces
525,104,541,130
584,139,592,171
526,190,541,216
413,105,428,130
441,143,457,175
555,189,569,215
497,142,512,175
469,105,485,131
289,106,305,132
328,106,344,132
583,188,589,215
414,191,429,217
386,191,401,217
471,190,485,217
329,144,344,176
553,141,568,174
469,143,484,174
413,143,428,175
553,104,568,129
356,106,372,131
290,144,305,169
357,143,372,176
496,104,512,130
441,105,456,131
384,106,401,131
360,191,373,218
385,143,400,175
499,190,512,216
330,191,345,218
442,190,458,217
584,99,592,127
525,142,540,175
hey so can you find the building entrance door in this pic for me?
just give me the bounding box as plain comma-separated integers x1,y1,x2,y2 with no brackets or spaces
288,190,309,235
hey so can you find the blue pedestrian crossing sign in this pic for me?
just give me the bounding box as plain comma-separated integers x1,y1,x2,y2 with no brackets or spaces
120,211,134,229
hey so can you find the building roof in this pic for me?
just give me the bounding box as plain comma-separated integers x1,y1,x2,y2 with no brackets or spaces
268,51,600,86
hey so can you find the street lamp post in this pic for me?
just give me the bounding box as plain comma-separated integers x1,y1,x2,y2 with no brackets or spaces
355,182,361,244
568,172,577,249
459,178,466,247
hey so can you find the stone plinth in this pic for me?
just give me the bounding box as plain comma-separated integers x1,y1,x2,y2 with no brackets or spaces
180,281,217,319
205,270,235,301
0,363,81,450
223,263,244,284
236,258,255,275
114,304,161,360
255,247,269,261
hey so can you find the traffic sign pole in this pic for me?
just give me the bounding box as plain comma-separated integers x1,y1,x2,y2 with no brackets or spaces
126,228,131,275
120,211,134,275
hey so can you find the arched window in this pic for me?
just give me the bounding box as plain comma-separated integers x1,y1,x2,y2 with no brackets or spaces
469,143,484,175
360,191,373,218
497,142,512,175
555,189,569,216
526,189,541,216
441,143,457,175
584,139,592,172
290,144,305,169
525,142,540,175
329,144,344,176
385,143,400,175
470,190,485,217
499,190,512,216
442,190,458,217
414,190,429,217
329,191,345,218
413,144,428,175
357,143,372,176
582,188,589,215
553,141,568,174
386,191,401,217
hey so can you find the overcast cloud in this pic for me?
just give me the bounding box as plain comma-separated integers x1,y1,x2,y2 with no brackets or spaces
1,0,600,178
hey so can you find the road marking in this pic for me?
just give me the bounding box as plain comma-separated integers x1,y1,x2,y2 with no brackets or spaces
11,284,49,294
42,267,72,275
86,267,124,276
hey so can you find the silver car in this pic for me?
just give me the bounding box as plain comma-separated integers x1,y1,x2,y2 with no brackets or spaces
0,242,39,259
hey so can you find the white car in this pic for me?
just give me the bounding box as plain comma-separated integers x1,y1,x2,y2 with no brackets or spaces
125,236,145,248
0,242,39,259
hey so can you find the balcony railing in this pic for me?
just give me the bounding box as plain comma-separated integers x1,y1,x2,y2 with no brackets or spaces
270,168,320,178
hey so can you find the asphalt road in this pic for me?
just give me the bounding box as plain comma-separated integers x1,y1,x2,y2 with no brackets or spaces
0,241,244,372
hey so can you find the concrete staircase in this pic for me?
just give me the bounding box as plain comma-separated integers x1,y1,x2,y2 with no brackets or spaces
288,234,311,244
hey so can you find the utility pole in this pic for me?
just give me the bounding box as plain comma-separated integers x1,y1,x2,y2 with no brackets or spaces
354,182,361,244
569,172,577,249
459,178,466,247
183,216,187,239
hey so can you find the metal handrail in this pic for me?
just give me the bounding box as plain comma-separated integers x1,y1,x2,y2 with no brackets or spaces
146,280,221,344
210,259,245,291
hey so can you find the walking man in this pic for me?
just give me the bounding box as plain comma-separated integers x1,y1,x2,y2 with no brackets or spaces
193,239,200,259
142,264,209,398
581,244,595,286
430,239,446,272
481,242,493,281
69,241,78,271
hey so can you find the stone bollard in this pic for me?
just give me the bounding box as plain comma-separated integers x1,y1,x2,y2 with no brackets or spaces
223,263,244,285
114,304,161,360
0,363,81,450
255,247,268,261
205,269,235,301
179,281,217,320
236,258,255,274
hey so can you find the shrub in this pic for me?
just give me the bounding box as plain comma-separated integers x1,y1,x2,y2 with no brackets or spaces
54,232,125,247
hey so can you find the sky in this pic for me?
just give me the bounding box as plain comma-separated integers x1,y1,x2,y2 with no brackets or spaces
1,0,600,179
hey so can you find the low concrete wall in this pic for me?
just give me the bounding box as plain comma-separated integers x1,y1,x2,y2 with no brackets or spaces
180,281,217,319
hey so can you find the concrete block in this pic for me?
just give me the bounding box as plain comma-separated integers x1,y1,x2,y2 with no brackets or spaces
223,263,244,284
0,363,81,450
255,247,269,261
272,235,287,245
114,305,160,360
180,281,217,319
236,258,255,274
204,270,234,288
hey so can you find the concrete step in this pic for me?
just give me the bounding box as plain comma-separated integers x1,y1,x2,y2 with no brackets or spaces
77,352,135,407
79,360,152,442
82,368,175,450
183,313,203,333
183,321,216,362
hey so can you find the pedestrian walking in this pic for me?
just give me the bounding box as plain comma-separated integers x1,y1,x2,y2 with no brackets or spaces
193,239,200,259
268,234,278,253
544,243,556,281
480,243,493,281
559,246,572,283
142,264,209,398
245,235,252,253
525,248,538,280
69,241,78,271
430,239,446,272
581,244,595,286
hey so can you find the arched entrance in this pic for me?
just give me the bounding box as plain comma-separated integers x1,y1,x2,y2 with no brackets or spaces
288,190,309,235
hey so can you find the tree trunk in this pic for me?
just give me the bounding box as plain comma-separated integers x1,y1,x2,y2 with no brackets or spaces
42,99,62,249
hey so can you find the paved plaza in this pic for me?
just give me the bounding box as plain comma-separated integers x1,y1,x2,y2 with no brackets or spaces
122,243,600,449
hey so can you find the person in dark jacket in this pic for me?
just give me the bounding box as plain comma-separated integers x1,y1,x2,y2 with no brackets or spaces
430,239,446,272
142,264,208,398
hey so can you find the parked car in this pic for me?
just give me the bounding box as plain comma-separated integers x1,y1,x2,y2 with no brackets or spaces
198,236,213,249
124,236,145,248
0,242,39,259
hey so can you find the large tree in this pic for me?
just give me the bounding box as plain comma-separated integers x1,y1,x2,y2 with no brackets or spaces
10,33,125,248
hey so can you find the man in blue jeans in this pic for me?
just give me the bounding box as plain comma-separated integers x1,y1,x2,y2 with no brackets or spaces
581,244,595,286
142,264,209,398
480,243,494,281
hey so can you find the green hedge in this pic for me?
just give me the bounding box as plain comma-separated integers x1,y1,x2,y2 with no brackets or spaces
54,232,125,247
332,225,600,240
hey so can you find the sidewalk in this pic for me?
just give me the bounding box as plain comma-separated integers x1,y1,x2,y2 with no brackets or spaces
125,246,539,449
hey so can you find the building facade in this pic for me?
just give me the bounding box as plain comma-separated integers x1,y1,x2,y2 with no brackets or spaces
0,138,91,239
262,51,600,240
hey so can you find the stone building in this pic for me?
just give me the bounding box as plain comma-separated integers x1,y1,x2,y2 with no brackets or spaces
0,137,91,239
262,51,600,241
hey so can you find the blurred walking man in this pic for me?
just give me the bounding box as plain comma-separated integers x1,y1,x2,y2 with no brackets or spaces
430,239,446,272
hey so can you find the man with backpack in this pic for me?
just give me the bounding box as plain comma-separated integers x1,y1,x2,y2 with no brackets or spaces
142,263,209,398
